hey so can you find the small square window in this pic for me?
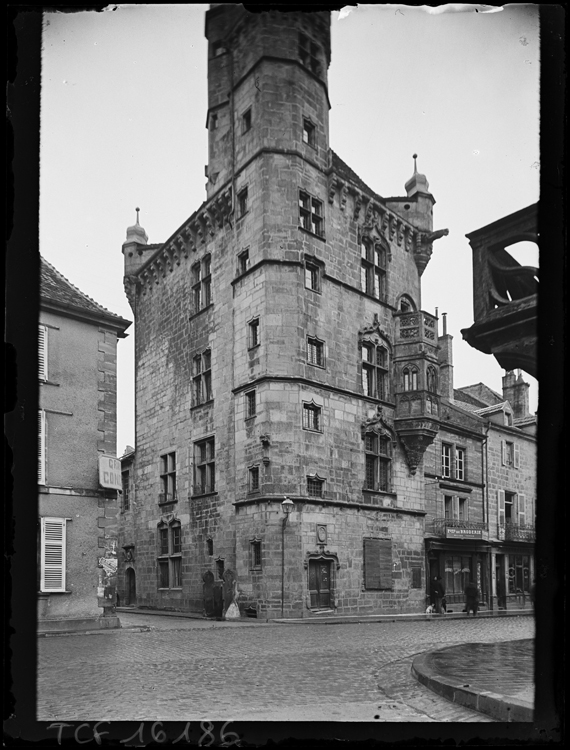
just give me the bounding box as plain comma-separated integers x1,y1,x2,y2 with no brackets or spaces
307,476,324,497
238,188,248,218
249,466,260,493
242,108,252,133
302,119,316,147
246,390,256,418
248,319,260,349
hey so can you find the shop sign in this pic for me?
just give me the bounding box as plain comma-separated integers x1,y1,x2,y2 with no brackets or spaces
446,527,483,539
99,455,122,490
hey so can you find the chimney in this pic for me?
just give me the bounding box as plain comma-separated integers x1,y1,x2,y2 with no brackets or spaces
438,312,454,401
502,369,530,419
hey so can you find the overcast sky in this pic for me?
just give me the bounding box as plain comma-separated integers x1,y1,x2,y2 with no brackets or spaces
39,4,540,454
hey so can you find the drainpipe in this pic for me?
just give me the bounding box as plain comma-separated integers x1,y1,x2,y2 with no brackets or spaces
483,421,491,609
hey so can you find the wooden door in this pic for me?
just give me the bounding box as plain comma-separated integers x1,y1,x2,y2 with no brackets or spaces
308,559,331,608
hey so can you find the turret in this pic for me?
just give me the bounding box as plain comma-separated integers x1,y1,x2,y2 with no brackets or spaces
122,208,155,310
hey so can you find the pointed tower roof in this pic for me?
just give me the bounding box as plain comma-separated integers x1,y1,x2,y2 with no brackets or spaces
125,207,148,246
404,153,431,197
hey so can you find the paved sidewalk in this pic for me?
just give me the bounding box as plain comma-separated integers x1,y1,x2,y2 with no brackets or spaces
412,638,534,721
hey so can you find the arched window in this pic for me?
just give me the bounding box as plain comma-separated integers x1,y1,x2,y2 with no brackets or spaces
403,366,418,391
399,295,416,312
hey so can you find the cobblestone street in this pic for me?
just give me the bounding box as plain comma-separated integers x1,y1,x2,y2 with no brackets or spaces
37,613,534,723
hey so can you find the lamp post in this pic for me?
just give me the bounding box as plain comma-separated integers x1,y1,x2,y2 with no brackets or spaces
281,497,294,618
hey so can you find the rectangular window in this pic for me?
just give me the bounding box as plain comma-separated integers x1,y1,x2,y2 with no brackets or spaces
157,524,182,589
38,410,46,485
444,495,454,520
159,452,176,503
242,108,252,133
441,443,452,478
307,476,324,497
302,119,316,147
361,343,388,400
209,112,218,130
455,447,465,481
502,440,517,467
246,390,256,418
443,555,472,595
298,33,321,76
193,349,212,406
411,566,422,589
194,437,215,496
121,470,130,511
192,255,212,313
40,517,67,592
238,249,249,275
251,540,262,570
248,466,260,493
307,337,324,367
238,187,248,218
248,318,260,349
39,324,48,381
299,191,324,237
364,432,391,492
302,403,322,432
363,537,393,590
304,262,320,292
360,240,386,301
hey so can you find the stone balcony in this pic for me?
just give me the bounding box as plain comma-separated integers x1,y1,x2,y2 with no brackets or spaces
397,310,438,344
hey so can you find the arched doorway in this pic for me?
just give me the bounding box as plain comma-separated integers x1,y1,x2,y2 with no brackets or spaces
125,567,137,606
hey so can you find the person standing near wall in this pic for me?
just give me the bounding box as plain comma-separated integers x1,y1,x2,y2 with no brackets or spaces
465,580,480,616
431,575,445,614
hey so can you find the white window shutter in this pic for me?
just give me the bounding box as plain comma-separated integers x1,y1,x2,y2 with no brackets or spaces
39,325,48,381
518,493,526,525
38,410,45,485
40,517,66,592
498,489,505,525
514,443,520,469
501,440,506,466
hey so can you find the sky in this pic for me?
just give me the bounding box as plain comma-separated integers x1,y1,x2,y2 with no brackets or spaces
39,4,540,454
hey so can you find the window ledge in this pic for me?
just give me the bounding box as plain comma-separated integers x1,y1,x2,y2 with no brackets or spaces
189,303,214,321
38,590,72,595
299,227,326,242
191,399,214,411
191,491,218,500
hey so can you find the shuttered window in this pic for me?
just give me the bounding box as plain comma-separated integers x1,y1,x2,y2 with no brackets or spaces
38,410,46,485
498,489,506,525
363,538,392,590
40,517,67,592
39,325,48,381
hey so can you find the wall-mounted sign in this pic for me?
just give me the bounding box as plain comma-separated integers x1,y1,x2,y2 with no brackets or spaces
446,527,483,539
99,455,122,490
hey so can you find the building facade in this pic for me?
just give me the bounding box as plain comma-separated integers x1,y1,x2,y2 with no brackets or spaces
38,258,130,632
117,6,533,619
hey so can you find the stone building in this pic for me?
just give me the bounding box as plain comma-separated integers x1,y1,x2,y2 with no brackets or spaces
117,5,462,619
38,258,131,632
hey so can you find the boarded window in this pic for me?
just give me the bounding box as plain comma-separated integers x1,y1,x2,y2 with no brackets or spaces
411,566,422,588
363,538,392,590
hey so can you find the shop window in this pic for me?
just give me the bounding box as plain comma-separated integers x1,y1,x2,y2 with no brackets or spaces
363,538,392,590
443,555,471,595
299,191,324,237
194,437,215,496
157,522,182,589
508,554,530,594
159,452,177,504
364,432,391,492
361,342,388,400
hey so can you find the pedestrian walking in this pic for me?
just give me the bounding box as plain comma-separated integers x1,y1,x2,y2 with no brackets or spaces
464,580,479,616
431,575,445,614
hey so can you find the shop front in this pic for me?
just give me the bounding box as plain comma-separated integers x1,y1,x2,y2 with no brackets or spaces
426,536,491,612
492,545,533,610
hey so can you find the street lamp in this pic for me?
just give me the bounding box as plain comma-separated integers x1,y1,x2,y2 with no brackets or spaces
281,497,294,617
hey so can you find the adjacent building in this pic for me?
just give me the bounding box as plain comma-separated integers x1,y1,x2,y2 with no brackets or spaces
117,6,535,619
38,258,131,632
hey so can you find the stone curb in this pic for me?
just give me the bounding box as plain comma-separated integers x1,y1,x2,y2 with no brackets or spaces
411,648,534,722
271,610,533,625
38,625,153,638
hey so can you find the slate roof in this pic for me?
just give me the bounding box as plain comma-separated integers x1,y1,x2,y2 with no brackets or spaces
330,150,385,203
40,257,131,333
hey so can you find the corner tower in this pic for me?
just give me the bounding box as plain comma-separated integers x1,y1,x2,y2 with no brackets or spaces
204,5,331,201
